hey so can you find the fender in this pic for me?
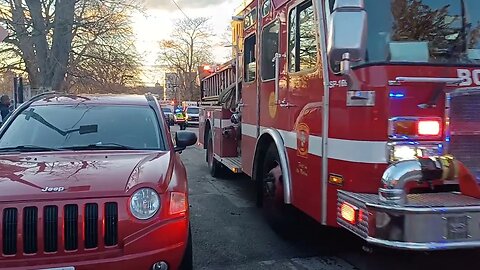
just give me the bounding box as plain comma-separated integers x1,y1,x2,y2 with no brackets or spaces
253,128,292,204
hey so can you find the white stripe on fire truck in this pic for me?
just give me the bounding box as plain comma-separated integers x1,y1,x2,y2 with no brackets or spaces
214,119,221,128
241,124,387,164
242,122,258,138
328,139,387,164
213,119,234,128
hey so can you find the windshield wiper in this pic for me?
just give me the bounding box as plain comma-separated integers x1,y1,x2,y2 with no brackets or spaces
0,145,65,153
61,143,136,151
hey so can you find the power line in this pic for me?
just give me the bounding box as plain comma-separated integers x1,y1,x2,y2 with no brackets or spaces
170,0,192,21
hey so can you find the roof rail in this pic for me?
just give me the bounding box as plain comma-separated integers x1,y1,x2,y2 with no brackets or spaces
22,91,57,106
9,91,57,116
145,92,156,102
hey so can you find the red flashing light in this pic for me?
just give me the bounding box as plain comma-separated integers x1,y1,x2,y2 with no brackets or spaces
340,202,358,225
417,120,441,136
390,117,442,138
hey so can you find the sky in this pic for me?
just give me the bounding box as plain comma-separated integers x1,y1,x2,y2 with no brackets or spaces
133,0,239,86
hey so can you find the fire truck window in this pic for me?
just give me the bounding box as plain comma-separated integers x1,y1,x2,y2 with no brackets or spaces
244,8,257,29
261,21,280,81
244,35,257,83
298,3,316,70
262,0,271,17
289,1,317,72
288,9,297,72
360,0,480,66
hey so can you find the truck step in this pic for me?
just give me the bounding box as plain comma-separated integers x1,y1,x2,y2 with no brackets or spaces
214,154,242,173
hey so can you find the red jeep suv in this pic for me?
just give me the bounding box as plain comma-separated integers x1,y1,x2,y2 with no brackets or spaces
0,93,196,270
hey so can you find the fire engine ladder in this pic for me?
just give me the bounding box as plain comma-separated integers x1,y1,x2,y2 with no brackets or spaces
201,61,242,174
201,62,237,107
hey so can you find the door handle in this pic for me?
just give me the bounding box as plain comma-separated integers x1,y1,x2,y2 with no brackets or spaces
272,53,286,103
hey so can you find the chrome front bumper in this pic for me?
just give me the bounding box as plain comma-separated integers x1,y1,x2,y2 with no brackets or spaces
338,190,480,250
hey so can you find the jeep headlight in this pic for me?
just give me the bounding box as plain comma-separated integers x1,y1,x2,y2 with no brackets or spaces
387,142,443,163
129,188,160,220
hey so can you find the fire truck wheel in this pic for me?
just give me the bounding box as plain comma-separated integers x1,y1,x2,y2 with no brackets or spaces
178,225,193,270
207,130,224,177
260,144,296,233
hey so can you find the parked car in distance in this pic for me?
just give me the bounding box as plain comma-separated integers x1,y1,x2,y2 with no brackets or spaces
185,106,200,126
0,93,196,270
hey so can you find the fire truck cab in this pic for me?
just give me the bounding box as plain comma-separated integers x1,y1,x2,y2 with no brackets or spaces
199,0,480,250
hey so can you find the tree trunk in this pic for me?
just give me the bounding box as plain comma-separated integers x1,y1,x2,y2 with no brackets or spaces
48,0,76,91
25,0,49,87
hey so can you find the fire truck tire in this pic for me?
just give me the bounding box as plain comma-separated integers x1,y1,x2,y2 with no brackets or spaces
206,130,224,177
260,144,297,233
179,226,193,270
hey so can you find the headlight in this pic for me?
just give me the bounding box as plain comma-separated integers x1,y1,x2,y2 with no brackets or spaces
129,188,160,220
387,142,443,163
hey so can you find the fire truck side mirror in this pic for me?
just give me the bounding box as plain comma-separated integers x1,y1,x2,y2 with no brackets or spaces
327,0,367,75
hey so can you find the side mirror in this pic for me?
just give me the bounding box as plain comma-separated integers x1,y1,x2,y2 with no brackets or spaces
327,0,367,74
174,131,197,152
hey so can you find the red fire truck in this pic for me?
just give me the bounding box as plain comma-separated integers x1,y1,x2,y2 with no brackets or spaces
199,0,480,250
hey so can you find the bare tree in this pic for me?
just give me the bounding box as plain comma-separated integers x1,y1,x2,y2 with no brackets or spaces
0,0,142,93
158,17,214,101
0,0,76,91
66,0,142,94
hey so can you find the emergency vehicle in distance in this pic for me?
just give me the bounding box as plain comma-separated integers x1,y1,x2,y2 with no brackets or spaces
198,0,480,250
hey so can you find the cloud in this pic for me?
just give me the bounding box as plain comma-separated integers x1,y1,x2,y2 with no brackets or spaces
143,0,232,11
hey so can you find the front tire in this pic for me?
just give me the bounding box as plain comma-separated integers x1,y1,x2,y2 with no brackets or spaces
259,144,297,233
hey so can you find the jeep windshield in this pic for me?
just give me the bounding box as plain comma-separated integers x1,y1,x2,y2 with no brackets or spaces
0,105,164,151
328,0,480,66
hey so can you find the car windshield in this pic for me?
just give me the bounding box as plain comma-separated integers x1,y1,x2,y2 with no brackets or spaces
186,107,199,114
328,0,480,66
0,104,164,151
162,108,172,113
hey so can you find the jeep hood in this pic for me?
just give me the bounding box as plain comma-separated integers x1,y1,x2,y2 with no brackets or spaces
0,151,173,202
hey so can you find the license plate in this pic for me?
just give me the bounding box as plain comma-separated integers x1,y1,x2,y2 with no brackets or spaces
38,267,75,270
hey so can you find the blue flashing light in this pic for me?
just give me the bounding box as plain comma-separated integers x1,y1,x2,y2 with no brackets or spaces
389,92,405,98
445,136,450,142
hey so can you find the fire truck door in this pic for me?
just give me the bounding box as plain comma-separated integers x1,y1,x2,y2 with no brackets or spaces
284,0,324,221
240,34,258,176
259,19,290,131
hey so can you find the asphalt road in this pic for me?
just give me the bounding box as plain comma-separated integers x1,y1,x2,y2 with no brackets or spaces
174,126,480,270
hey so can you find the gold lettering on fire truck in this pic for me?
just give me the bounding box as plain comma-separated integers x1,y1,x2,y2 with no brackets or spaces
295,162,308,176
268,92,277,118
297,123,309,158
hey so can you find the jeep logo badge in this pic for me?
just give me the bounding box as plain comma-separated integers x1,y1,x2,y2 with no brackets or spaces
41,186,65,192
